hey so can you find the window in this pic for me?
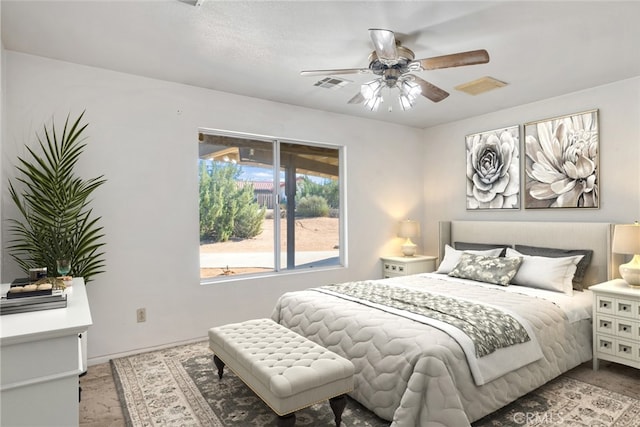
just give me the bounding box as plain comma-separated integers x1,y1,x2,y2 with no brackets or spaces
198,130,343,281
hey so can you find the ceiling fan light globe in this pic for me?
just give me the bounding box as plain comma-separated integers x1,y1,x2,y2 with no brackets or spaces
364,95,382,111
409,85,422,98
403,90,419,103
400,79,421,98
399,94,415,111
361,79,383,99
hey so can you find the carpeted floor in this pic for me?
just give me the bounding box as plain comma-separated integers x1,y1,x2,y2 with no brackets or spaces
101,340,640,427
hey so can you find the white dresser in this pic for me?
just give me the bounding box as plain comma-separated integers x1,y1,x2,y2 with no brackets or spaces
381,255,437,278
591,279,640,370
1,278,92,426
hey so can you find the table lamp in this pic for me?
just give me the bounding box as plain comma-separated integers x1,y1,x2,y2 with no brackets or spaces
398,220,420,257
612,222,640,286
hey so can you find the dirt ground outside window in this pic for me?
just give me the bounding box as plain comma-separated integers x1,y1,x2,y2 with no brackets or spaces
200,217,339,278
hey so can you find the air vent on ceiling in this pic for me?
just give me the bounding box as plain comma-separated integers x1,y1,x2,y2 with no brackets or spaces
314,77,352,90
455,76,507,95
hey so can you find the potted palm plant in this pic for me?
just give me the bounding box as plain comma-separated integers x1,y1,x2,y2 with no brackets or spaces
7,111,106,283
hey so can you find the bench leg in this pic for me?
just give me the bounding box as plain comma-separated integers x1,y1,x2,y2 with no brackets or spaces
213,355,225,379
329,394,347,427
277,412,295,427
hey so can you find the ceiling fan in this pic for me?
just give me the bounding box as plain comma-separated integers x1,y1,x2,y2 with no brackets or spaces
301,29,490,111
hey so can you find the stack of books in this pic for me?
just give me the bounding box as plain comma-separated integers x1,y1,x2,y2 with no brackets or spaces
1,287,67,315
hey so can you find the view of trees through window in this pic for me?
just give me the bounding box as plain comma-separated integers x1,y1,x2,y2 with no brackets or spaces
199,132,342,280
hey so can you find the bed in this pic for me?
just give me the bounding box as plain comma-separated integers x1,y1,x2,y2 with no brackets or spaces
271,221,616,426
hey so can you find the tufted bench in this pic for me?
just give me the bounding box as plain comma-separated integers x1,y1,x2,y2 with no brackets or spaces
208,318,354,427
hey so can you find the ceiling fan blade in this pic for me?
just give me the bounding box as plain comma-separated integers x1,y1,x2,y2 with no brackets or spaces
347,92,365,104
411,75,450,102
369,28,398,65
300,68,370,77
418,49,490,70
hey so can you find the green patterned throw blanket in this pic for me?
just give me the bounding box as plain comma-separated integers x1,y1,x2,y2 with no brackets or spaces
316,281,530,358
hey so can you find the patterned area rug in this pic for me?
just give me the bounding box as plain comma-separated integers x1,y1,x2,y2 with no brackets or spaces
111,341,640,427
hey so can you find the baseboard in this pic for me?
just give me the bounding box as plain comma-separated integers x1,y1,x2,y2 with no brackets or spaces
87,336,208,366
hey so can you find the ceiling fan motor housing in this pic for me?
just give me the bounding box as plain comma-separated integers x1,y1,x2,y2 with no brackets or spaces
368,46,415,70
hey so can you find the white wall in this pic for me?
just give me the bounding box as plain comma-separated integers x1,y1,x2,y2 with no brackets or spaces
2,52,425,362
422,77,640,257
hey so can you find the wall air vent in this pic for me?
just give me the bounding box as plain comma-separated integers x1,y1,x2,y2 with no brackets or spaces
314,77,352,90
455,76,507,95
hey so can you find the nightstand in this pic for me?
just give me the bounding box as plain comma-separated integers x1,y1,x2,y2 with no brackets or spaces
381,255,437,278
591,279,640,371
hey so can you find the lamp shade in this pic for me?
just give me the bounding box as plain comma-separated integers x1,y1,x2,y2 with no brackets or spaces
613,224,640,254
398,220,420,238
613,223,640,286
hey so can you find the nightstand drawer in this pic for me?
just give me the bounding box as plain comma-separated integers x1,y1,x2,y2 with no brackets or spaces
615,339,639,360
615,298,639,319
615,319,637,340
596,296,614,314
595,334,615,355
595,316,614,334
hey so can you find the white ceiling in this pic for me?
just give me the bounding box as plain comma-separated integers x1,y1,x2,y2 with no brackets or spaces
2,0,640,129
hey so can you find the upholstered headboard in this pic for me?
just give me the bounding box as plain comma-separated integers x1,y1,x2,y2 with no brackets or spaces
438,221,617,287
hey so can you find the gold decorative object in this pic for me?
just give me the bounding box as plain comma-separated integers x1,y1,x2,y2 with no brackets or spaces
33,277,67,290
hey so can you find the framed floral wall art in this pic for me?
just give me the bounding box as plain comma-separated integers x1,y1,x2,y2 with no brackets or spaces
466,125,520,210
523,109,599,209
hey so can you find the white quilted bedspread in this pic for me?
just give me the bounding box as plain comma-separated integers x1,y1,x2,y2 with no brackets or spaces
271,274,592,427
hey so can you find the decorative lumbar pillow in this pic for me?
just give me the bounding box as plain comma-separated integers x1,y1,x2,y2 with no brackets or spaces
506,248,584,295
454,242,512,257
514,244,593,290
436,245,504,274
448,253,523,286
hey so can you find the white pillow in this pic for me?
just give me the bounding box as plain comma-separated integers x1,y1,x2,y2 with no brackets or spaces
436,244,504,274
506,248,584,295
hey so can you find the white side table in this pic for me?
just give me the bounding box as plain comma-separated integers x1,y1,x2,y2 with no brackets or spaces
381,255,437,278
591,279,640,371
1,278,92,426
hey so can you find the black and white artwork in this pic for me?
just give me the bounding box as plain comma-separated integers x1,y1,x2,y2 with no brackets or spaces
466,125,520,210
524,109,599,209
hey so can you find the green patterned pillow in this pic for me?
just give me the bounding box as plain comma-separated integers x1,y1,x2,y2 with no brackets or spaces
448,253,523,286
